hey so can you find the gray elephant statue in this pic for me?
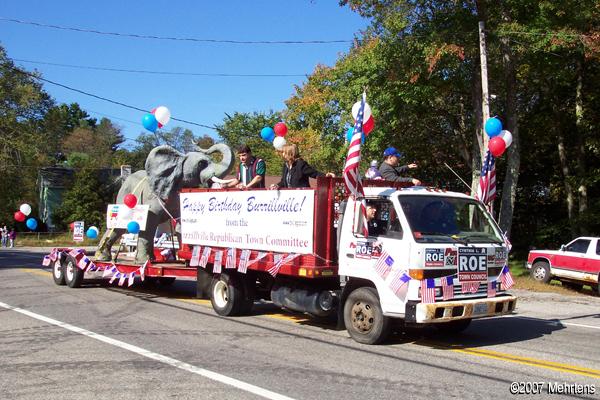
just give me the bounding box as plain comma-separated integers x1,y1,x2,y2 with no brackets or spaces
95,143,233,263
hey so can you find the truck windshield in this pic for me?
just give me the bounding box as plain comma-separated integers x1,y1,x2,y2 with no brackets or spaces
398,195,503,244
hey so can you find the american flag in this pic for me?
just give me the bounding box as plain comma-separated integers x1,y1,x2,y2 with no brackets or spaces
389,270,411,295
461,281,480,294
500,265,515,289
442,276,454,300
374,250,394,280
225,248,236,269
77,255,91,270
199,247,212,268
42,255,51,266
268,254,286,277
238,250,251,274
109,272,119,284
343,92,369,237
476,149,496,206
213,250,223,273
487,280,497,297
189,246,201,267
118,273,126,286
421,279,436,303
247,251,267,267
140,261,148,281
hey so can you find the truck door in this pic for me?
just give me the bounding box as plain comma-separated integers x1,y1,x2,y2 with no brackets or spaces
555,238,591,272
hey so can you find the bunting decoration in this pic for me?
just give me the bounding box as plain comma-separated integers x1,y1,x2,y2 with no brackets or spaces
190,246,201,267
268,253,299,277
461,281,480,294
213,250,223,273
238,249,251,274
247,251,267,267
42,255,51,266
127,272,136,287
225,248,236,269
199,246,211,268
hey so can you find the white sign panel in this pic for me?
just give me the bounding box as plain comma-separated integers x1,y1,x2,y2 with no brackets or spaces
106,204,149,230
180,190,315,254
73,221,85,242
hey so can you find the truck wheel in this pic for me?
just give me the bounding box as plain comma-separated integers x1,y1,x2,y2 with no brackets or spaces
530,261,551,283
434,318,472,334
64,255,84,288
210,273,244,316
343,287,390,345
52,258,66,286
158,277,176,286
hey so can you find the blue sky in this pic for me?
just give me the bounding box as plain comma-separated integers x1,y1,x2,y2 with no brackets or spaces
0,1,368,147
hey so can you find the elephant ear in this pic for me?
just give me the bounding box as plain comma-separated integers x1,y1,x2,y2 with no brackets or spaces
145,146,185,200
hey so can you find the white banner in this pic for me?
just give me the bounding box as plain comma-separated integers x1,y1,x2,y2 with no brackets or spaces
106,204,149,230
73,221,85,242
180,190,315,254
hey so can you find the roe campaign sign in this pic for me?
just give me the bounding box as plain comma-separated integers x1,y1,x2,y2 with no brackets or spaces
180,190,315,254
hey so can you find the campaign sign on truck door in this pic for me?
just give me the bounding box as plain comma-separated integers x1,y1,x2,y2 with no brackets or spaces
106,204,149,230
180,190,315,254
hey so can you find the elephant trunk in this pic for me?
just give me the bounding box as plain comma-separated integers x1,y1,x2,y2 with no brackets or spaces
198,143,234,183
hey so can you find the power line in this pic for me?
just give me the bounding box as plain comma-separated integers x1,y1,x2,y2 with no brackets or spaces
11,66,218,130
0,17,352,45
14,58,308,78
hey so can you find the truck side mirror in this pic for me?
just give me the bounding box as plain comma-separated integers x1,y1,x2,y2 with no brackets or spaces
560,244,565,251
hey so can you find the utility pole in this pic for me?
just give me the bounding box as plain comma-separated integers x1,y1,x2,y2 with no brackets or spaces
478,20,490,159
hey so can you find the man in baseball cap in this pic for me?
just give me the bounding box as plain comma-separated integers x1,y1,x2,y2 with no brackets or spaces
379,146,421,185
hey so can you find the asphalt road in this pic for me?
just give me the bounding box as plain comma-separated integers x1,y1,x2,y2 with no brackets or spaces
1,248,599,400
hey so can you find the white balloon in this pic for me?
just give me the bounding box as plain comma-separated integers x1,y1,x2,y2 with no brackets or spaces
351,101,372,121
273,136,287,150
499,130,513,148
154,106,171,126
19,203,32,216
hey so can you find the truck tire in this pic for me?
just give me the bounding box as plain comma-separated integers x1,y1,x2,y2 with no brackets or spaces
530,261,551,283
52,257,66,286
64,255,84,288
210,272,244,316
434,318,472,334
343,287,391,345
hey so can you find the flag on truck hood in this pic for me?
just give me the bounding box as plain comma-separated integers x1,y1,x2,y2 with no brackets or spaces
390,270,411,296
442,276,454,300
500,265,514,289
421,279,436,304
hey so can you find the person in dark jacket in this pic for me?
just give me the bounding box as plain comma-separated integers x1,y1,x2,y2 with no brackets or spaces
379,147,421,185
270,144,334,189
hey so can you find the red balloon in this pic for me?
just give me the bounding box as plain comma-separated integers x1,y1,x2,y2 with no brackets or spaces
274,122,288,137
363,116,374,135
14,211,25,222
489,136,506,157
69,222,75,231
124,193,138,209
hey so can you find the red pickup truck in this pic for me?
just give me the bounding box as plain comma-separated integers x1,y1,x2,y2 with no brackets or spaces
527,237,600,293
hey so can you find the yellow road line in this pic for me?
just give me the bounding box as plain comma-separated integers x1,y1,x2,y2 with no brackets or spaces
420,340,600,379
20,268,51,277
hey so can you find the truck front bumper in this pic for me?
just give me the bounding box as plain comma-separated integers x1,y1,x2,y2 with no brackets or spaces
405,294,517,324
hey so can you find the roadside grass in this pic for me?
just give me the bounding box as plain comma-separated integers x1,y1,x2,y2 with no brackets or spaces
15,232,98,247
510,258,598,297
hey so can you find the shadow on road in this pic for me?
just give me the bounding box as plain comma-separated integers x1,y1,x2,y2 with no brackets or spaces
0,249,47,268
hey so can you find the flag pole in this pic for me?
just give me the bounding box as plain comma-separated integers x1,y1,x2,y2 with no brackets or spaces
443,162,471,192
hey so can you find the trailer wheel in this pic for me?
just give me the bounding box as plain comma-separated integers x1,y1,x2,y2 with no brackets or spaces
530,261,551,283
343,287,390,345
64,255,84,288
210,273,244,316
52,257,66,286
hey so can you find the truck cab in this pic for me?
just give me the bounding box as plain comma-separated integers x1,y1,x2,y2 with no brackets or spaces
337,185,516,343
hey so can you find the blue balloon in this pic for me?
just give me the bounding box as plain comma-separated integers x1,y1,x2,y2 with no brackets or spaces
484,118,503,138
346,127,365,144
127,221,140,234
142,113,159,132
260,127,275,142
86,227,98,239
26,218,37,230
